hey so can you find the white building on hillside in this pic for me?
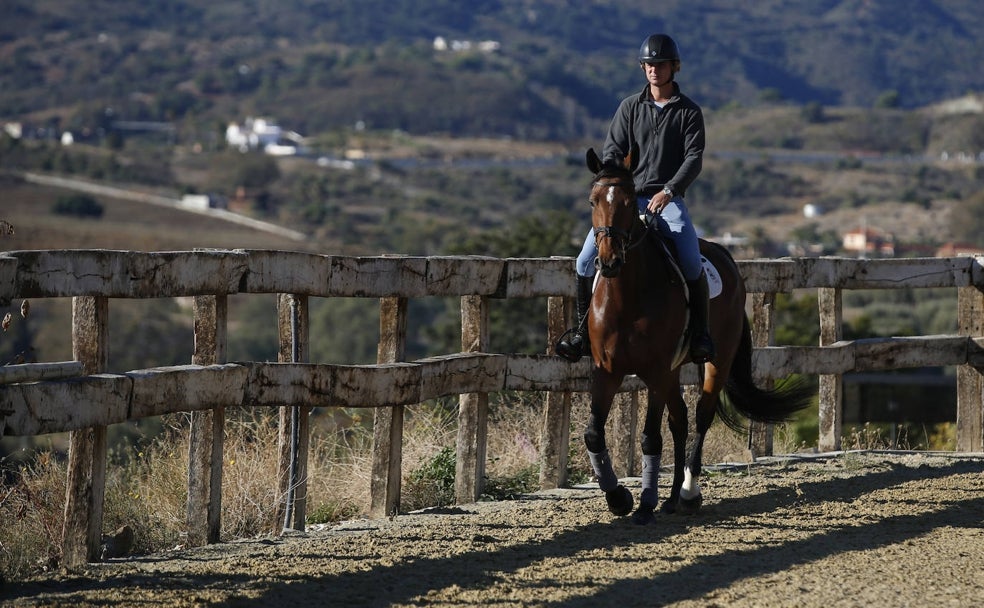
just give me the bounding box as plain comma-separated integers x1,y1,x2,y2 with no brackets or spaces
226,117,306,155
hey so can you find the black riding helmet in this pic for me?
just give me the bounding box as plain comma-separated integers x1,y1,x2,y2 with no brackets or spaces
638,34,680,64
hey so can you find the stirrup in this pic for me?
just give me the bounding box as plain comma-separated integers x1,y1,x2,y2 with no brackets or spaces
555,328,585,362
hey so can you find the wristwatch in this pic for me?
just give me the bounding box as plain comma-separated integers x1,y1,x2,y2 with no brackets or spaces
663,186,673,198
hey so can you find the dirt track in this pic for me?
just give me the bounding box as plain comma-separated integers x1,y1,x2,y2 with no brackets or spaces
6,452,984,607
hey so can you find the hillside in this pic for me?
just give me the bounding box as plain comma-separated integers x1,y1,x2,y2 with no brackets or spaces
2,0,983,141
2,0,984,259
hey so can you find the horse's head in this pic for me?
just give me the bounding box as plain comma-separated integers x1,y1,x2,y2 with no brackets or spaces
586,146,639,278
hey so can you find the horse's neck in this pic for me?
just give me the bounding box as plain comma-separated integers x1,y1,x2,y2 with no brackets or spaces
606,239,672,306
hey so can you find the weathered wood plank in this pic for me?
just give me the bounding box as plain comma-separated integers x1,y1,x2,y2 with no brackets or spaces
129,364,247,419
0,361,83,385
4,333,977,436
502,257,574,298
328,256,428,297
810,257,973,289
1,367,247,434
505,355,592,392
244,363,333,406
244,251,332,295
3,374,129,436
752,343,855,377
853,335,971,370
425,256,503,296
3,251,978,300
737,259,800,293
737,256,975,292
332,363,422,407
7,250,247,298
418,353,506,400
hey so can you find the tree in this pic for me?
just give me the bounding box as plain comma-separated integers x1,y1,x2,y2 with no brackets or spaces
874,90,900,108
949,189,984,248
51,194,104,219
423,210,579,355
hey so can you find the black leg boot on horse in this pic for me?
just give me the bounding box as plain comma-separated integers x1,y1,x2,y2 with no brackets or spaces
556,274,593,362
686,270,715,364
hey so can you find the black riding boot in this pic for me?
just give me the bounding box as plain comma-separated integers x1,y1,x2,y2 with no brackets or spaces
556,275,593,362
686,271,715,364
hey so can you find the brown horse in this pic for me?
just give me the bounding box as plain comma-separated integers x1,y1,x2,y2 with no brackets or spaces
581,147,811,524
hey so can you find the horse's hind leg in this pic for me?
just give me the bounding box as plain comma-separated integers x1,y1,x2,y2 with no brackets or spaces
661,384,689,514
584,375,633,516
676,363,727,514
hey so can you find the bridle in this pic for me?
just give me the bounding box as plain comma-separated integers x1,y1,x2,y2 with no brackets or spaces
590,176,649,263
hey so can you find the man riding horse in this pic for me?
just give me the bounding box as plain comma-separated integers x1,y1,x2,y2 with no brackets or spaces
557,33,713,365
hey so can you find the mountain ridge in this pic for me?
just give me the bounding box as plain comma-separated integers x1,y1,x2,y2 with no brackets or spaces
2,1,982,140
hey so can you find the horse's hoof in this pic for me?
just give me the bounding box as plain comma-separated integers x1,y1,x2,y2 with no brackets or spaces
677,494,703,515
605,485,633,516
631,505,657,525
659,498,677,515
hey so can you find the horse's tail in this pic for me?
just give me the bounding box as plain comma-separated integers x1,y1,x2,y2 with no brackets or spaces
717,313,813,432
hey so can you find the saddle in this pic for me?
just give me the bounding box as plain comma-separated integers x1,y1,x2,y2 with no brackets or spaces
640,215,723,299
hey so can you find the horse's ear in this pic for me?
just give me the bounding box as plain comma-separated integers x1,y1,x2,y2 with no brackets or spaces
625,142,640,173
586,147,603,174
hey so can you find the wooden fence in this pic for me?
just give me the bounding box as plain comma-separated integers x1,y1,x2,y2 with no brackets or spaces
1,249,983,567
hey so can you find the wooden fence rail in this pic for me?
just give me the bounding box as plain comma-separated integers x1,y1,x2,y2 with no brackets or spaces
1,249,982,567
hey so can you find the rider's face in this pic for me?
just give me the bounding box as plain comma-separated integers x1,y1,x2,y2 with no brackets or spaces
641,61,673,86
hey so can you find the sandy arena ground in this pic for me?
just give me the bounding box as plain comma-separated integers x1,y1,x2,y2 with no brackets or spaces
5,451,984,607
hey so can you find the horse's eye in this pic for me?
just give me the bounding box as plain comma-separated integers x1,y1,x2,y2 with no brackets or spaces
588,199,596,208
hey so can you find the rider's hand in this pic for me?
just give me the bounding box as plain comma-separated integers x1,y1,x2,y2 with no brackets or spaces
647,192,670,214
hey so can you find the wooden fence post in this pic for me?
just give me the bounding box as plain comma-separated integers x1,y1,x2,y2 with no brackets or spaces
540,295,572,489
187,295,227,547
61,296,108,567
276,294,310,530
748,292,776,457
456,294,489,504
957,283,984,452
818,287,843,452
370,296,407,517
611,391,640,477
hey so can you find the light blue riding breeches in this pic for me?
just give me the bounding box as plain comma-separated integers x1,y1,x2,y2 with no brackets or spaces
576,196,702,281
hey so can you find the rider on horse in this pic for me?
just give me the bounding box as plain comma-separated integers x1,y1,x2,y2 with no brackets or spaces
557,33,714,365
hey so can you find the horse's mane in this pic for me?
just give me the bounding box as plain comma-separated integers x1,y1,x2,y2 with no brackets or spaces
589,159,634,186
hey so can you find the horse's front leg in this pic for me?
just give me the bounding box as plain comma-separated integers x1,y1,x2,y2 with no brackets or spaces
583,372,633,516
631,388,667,525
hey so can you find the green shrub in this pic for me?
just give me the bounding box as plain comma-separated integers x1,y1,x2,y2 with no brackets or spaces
51,194,104,218
482,465,539,501
402,445,456,512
